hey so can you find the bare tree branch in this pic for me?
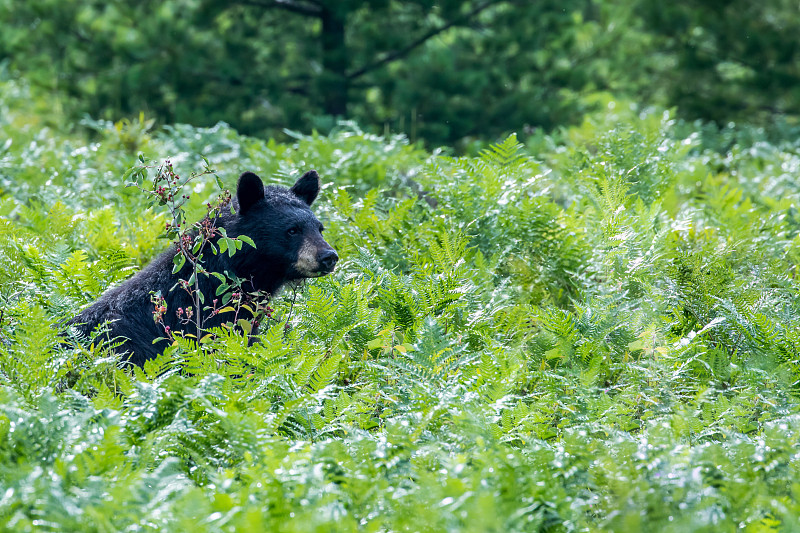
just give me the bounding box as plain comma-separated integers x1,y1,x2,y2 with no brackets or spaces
234,0,322,17
347,0,507,81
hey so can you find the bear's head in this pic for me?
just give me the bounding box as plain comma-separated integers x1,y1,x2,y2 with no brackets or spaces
230,170,338,293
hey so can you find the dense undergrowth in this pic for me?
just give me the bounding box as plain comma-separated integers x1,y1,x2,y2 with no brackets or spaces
3,79,800,531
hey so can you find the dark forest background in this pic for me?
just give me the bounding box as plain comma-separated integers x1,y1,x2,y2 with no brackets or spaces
2,0,799,147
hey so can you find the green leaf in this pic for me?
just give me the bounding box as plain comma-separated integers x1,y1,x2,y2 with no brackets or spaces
238,235,256,249
172,253,186,274
367,338,385,350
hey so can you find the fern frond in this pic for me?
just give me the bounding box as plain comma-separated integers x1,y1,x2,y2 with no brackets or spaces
480,134,525,168
307,351,344,394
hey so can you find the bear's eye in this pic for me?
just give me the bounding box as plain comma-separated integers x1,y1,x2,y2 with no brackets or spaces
287,227,300,236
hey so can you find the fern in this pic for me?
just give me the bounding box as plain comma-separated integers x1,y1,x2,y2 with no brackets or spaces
6,85,800,530
479,134,526,168
306,351,343,394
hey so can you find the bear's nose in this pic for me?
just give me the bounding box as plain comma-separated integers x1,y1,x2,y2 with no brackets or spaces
318,249,339,272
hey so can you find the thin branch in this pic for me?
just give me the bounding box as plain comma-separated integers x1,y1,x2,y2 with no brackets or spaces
347,0,506,81
234,0,322,17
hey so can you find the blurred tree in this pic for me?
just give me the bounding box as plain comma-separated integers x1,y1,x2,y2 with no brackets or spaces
1,0,522,144
361,1,654,143
1,0,796,146
640,0,800,124
202,0,508,119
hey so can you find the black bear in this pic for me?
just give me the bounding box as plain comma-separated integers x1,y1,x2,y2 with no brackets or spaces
69,170,338,366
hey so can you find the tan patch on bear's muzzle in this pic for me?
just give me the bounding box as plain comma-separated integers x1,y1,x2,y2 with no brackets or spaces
293,238,324,277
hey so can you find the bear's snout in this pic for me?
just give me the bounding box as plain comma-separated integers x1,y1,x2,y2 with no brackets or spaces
318,249,338,273
294,238,338,277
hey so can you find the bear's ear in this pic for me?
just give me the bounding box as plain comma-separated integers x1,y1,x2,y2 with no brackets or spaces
290,170,320,206
237,171,265,214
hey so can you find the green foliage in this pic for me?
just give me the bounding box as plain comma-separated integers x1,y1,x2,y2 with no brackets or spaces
640,0,800,126
6,85,800,529
4,0,797,147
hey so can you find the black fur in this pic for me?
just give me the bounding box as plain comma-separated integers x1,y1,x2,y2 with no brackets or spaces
68,170,337,367
289,170,321,206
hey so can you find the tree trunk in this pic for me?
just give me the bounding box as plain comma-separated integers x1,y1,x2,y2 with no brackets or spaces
320,6,348,116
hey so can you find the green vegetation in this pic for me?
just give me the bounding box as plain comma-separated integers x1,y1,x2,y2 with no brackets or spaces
3,0,799,147
3,74,800,530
